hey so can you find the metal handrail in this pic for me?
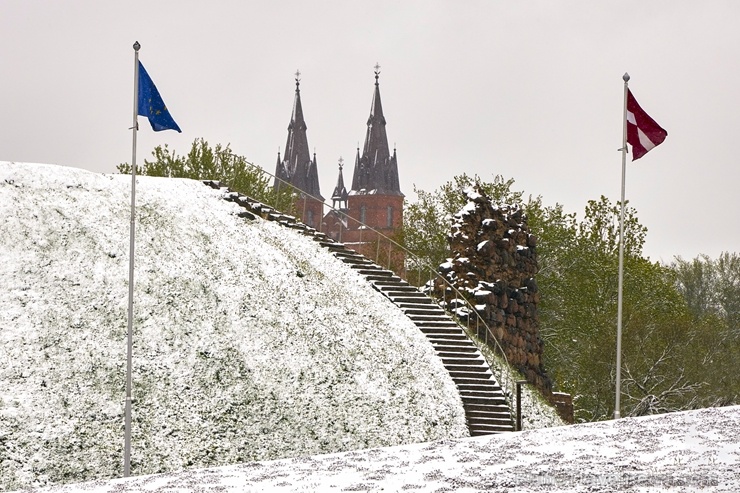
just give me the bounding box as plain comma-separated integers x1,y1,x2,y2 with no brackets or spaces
229,159,518,405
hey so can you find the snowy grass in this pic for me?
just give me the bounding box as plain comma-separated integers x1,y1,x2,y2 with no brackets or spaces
25,405,740,492
0,162,468,490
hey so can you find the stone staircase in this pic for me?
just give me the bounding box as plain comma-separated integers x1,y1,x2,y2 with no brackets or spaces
330,248,514,435
207,183,515,435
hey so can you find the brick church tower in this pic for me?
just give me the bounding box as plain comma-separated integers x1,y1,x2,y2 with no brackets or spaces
338,66,404,248
274,72,324,228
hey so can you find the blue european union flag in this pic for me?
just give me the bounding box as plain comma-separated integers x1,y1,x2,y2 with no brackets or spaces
137,61,182,132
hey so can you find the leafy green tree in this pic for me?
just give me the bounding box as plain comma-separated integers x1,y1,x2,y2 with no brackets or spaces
671,252,740,340
536,195,710,420
670,252,740,405
118,138,295,212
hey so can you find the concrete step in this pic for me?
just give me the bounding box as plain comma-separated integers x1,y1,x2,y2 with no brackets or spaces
449,370,498,380
332,248,358,256
374,281,411,289
468,413,514,424
407,311,450,318
353,267,394,276
441,358,487,367
466,408,513,418
469,424,515,435
430,339,478,348
366,275,403,283
373,279,414,297
465,406,510,418
409,317,456,325
403,308,448,318
446,365,489,373
319,241,344,249
463,403,513,423
433,345,479,354
435,351,481,360
424,334,470,343
418,327,466,335
414,320,461,328
397,301,441,309
349,261,381,267
462,397,508,411
457,383,503,393
454,377,499,387
389,298,435,306
387,292,430,300
460,389,507,399
336,256,369,264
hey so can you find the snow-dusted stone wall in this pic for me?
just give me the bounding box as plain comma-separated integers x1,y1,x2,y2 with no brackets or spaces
435,187,553,395
0,162,467,490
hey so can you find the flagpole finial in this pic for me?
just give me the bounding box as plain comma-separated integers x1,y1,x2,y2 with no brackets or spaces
623,72,630,82
133,41,140,52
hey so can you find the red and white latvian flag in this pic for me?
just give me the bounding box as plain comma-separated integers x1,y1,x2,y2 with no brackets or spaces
626,89,667,160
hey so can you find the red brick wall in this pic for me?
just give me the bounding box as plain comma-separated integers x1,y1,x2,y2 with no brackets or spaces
346,194,403,233
295,197,324,229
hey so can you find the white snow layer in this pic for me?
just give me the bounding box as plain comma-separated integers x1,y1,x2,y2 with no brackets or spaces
0,162,468,490
25,405,740,492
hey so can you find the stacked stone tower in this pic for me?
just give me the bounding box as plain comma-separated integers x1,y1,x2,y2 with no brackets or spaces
436,186,553,395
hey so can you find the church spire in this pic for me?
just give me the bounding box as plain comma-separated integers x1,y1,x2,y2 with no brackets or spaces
275,71,323,200
331,157,349,211
351,64,402,196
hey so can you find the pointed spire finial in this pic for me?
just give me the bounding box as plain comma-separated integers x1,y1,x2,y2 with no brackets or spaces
338,156,344,170
295,69,301,89
374,63,381,84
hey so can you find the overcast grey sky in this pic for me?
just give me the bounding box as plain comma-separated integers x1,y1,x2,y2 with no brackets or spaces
2,1,738,262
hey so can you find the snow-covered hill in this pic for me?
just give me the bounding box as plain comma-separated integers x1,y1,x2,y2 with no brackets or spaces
0,162,469,490
27,405,740,492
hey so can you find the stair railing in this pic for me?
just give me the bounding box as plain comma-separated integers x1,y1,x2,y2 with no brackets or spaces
213,160,518,406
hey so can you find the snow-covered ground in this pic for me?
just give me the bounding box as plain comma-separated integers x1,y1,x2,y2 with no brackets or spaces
28,405,740,492
1,162,473,490
7,162,730,493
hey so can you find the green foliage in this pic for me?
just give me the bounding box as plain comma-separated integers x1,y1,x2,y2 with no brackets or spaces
118,138,295,212
668,252,740,405
578,195,646,257
672,252,740,336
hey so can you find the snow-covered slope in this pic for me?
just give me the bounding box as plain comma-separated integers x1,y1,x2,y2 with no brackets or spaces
0,162,468,490
26,405,740,492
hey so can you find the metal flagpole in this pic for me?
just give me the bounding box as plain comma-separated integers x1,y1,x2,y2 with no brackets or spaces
124,40,141,477
614,72,630,419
